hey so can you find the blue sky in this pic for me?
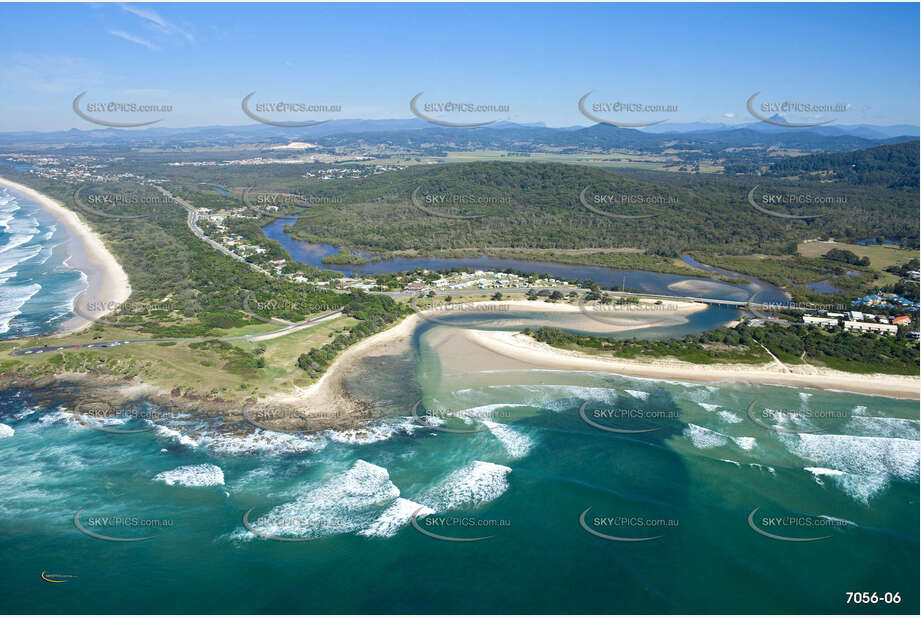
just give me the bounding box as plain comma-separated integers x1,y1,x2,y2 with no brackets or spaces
0,2,918,131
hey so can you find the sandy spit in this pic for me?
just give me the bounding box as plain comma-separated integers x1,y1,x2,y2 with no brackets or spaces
464,329,920,400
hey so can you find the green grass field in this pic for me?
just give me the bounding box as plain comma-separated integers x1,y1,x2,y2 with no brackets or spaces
798,240,918,270
0,314,359,400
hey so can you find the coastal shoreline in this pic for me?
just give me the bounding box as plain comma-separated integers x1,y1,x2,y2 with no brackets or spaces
0,176,131,336
464,329,921,400
2,296,916,437
260,313,423,424
257,298,712,421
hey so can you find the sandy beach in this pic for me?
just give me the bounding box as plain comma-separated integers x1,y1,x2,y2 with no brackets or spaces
258,313,424,425
0,176,131,335
259,296,918,426
412,297,710,332
464,329,921,400
256,299,712,423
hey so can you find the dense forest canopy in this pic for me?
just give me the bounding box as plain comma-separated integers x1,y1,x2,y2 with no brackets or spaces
764,140,920,188
285,160,919,254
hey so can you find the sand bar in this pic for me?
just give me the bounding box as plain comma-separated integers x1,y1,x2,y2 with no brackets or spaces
464,329,920,400
260,299,710,416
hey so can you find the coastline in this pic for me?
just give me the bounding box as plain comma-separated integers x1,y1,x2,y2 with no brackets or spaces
258,313,423,425
464,329,921,400
415,297,709,325
3,296,916,435
258,299,712,421
0,176,131,336
264,299,917,421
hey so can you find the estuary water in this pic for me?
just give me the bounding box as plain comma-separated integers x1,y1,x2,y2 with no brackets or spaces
262,218,791,304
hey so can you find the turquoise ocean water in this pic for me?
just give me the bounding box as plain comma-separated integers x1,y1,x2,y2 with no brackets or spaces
0,313,918,614
0,185,86,339
0,200,918,614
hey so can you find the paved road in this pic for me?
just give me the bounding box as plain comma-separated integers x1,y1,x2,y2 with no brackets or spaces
12,285,758,355
153,185,270,277
155,185,759,312
12,311,342,356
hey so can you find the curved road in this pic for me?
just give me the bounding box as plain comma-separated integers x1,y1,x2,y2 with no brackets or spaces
152,185,270,277
9,184,770,355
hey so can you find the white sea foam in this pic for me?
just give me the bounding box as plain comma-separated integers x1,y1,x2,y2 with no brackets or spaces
624,389,649,401
717,410,743,424
244,460,400,540
0,232,35,256
833,473,890,504
325,417,418,445
451,403,531,424
153,425,199,448
359,498,434,538
152,423,327,454
732,436,756,450
418,460,511,512
781,433,919,482
0,423,13,438
200,428,327,454
0,244,42,275
11,406,39,421
682,388,714,403
806,466,888,503
748,463,776,476
481,420,533,459
154,463,225,487
30,408,87,431
784,433,919,503
451,384,618,411
0,282,41,334
805,466,846,478
762,408,818,432
845,416,919,440
699,402,721,412
683,423,728,449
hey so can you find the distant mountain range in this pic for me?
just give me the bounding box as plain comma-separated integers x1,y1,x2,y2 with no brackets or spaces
0,118,916,154
642,120,919,139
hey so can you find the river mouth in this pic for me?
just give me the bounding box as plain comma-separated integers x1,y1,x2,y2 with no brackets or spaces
262,219,790,304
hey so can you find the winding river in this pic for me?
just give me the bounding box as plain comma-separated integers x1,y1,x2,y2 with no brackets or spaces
263,218,790,304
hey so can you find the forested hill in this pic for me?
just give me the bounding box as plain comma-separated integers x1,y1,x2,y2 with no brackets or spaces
287,161,917,254
764,140,920,188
